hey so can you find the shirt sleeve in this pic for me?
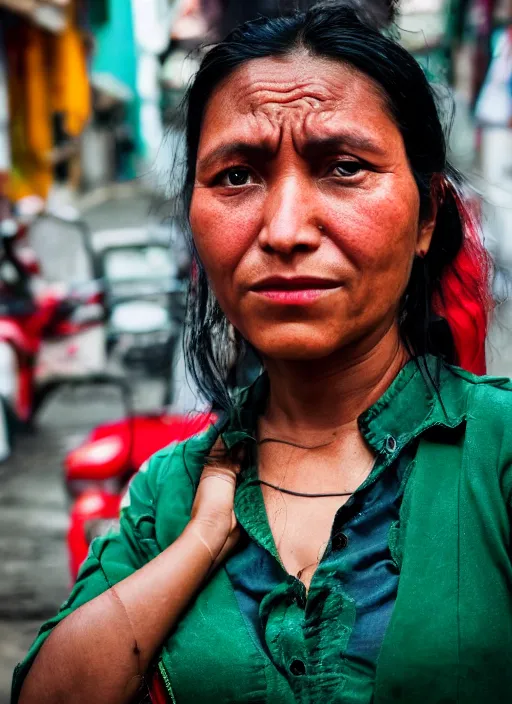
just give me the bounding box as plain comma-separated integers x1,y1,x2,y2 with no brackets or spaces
11,448,172,704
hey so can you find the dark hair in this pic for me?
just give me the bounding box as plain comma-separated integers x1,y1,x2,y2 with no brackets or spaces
181,2,491,410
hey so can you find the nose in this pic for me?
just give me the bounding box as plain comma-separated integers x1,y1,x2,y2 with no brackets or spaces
258,174,322,255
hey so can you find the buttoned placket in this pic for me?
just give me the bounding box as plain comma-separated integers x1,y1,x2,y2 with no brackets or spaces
231,426,407,701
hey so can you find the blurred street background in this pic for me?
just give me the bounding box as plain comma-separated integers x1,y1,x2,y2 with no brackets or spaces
0,0,511,701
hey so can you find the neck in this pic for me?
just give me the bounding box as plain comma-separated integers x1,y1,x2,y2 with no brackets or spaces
263,324,409,436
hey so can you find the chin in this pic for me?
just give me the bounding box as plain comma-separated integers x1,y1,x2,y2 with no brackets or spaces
248,328,343,362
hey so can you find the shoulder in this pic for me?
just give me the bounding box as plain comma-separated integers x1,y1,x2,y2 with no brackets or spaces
440,364,512,425
438,364,512,487
424,363,512,504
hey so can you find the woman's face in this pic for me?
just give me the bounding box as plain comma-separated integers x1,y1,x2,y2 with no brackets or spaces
190,54,435,361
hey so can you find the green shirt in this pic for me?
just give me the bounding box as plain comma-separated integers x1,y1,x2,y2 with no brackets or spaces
12,356,512,703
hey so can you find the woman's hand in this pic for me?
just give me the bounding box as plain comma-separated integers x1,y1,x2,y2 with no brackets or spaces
188,436,242,569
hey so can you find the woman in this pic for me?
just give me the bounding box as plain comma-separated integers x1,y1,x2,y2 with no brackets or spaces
13,4,512,704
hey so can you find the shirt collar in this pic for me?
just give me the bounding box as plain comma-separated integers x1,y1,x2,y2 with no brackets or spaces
221,355,468,457
222,355,469,568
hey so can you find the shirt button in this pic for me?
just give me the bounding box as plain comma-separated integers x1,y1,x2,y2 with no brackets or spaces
289,659,306,676
332,533,349,550
385,435,397,452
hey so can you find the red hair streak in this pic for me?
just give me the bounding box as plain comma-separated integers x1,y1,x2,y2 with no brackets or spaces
433,187,493,376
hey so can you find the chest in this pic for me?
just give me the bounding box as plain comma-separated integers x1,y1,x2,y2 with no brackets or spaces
260,490,347,586
257,439,376,587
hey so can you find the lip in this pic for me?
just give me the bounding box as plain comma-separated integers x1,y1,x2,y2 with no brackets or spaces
250,276,342,304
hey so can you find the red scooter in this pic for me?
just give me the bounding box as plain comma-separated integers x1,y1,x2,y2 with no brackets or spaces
64,376,214,580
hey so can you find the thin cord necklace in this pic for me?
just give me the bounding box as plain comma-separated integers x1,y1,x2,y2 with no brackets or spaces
258,436,334,450
256,436,377,498
257,481,354,498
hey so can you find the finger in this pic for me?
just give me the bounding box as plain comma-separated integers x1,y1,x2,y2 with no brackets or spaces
205,435,230,467
198,472,237,488
205,435,244,475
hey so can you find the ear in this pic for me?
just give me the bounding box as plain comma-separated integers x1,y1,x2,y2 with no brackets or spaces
416,195,438,258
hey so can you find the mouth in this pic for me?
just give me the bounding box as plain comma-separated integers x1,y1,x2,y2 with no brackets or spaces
250,276,342,304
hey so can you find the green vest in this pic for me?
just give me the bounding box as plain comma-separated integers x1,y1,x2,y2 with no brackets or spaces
12,357,512,703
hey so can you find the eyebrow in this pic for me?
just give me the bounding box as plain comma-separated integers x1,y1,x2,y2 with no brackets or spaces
197,142,276,174
197,132,386,173
301,134,387,159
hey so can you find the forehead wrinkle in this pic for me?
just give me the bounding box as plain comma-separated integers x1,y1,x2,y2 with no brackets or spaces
211,103,392,166
247,103,390,158
301,108,386,145
200,55,400,167
247,95,343,151
243,80,339,114
239,81,390,143
219,52,387,110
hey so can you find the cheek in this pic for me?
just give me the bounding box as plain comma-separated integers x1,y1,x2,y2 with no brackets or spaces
327,180,419,279
190,190,261,278
323,181,420,319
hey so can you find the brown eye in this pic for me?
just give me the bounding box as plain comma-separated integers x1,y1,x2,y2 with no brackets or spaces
333,161,364,177
222,168,252,186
